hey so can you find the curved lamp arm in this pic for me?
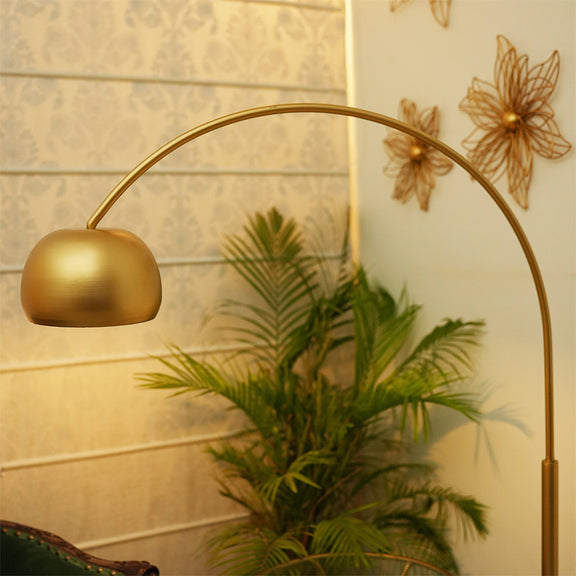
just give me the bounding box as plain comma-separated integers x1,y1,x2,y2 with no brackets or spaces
20,103,557,575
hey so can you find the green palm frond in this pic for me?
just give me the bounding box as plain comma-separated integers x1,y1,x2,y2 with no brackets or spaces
350,462,435,497
388,320,484,441
207,523,309,576
376,513,459,575
350,376,482,443
396,319,485,382
376,482,489,544
350,316,484,440
284,281,355,377
207,443,273,488
258,450,336,505
138,349,280,439
353,268,419,393
311,511,390,568
222,208,320,372
213,476,264,517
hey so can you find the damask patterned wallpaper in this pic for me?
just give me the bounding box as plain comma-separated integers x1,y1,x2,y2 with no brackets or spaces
0,0,348,572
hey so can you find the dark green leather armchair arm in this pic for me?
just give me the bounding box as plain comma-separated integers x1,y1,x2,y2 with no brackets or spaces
0,520,159,576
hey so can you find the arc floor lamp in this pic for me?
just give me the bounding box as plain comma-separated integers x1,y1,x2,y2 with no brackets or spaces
19,103,557,575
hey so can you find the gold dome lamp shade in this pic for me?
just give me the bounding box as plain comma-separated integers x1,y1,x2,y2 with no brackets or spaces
21,228,161,327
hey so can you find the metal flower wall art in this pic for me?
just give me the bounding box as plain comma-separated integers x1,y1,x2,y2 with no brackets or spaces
459,36,572,209
390,0,451,28
383,99,453,212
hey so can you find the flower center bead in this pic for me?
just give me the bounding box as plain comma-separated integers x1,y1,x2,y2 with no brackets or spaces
409,143,425,161
502,111,521,131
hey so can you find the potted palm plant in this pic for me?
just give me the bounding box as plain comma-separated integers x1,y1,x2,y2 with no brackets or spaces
139,207,488,575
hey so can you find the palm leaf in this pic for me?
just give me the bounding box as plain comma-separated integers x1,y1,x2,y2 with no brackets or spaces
258,450,336,505
207,523,309,576
375,482,488,548
376,513,459,574
353,268,419,393
350,316,484,439
350,461,435,497
311,511,390,567
138,349,280,440
222,208,320,372
397,319,485,381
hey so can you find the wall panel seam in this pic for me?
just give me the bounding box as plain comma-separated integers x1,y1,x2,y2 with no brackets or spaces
1,252,344,276
0,342,258,373
76,513,251,551
0,167,349,177
0,69,346,94
0,430,246,472
220,0,343,12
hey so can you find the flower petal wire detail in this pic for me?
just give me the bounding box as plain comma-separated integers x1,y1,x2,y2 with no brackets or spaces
383,99,453,212
459,36,572,209
389,0,451,28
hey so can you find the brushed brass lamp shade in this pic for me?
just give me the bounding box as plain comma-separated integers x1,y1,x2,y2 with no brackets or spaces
21,228,161,327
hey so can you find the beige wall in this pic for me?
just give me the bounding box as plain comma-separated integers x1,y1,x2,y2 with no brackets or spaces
347,0,575,574
0,1,348,573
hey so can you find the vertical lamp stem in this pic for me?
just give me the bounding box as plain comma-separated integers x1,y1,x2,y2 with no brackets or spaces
543,460,559,575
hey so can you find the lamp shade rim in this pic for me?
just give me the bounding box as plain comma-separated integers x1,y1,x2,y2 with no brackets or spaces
21,228,162,327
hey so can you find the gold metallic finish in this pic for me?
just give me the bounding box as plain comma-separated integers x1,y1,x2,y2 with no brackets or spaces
409,143,424,160
383,99,452,211
389,0,451,28
503,111,520,131
460,36,571,209
542,460,559,575
21,102,557,574
21,229,161,327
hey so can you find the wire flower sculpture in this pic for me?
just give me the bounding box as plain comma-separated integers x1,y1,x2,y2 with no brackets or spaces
383,99,453,212
459,36,572,209
389,0,451,28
